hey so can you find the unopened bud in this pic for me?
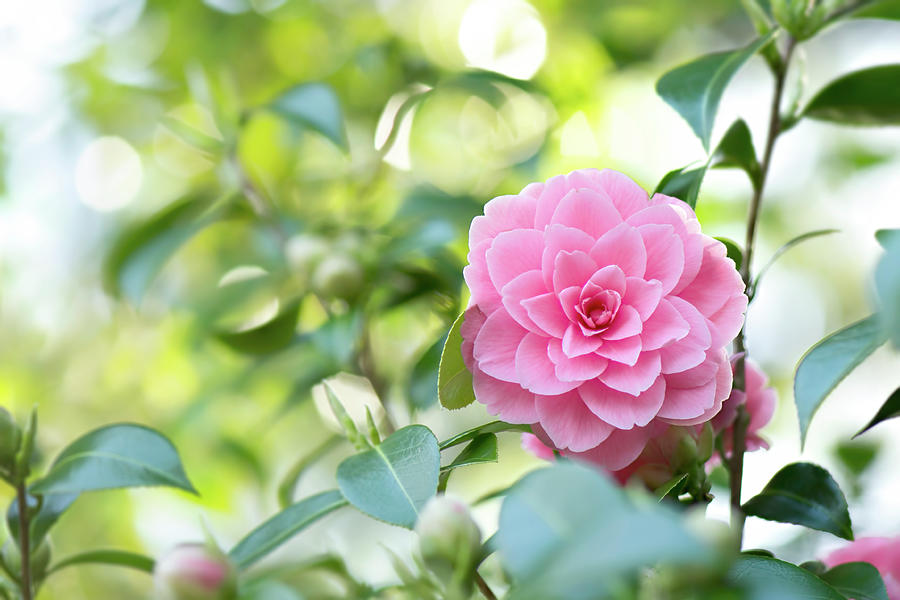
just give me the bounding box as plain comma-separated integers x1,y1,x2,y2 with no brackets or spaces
312,254,364,300
1,539,51,583
0,408,21,472
153,543,237,600
415,496,481,583
772,0,829,39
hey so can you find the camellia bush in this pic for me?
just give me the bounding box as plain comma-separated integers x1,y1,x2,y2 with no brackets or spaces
3,0,900,599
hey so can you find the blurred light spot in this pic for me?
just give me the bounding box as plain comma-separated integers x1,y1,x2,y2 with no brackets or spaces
560,111,600,157
75,136,142,212
458,0,547,80
374,88,429,170
218,265,268,287
233,298,280,332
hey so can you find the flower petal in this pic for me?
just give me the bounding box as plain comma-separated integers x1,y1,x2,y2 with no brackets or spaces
470,193,538,246
516,333,581,395
473,310,528,382
542,224,595,290
622,277,662,320
572,425,660,471
596,168,649,218
473,369,537,422
591,222,647,278
535,391,614,452
548,338,608,381
501,270,548,333
553,250,598,294
640,299,689,350
637,224,685,295
595,335,642,366
551,188,623,239
599,350,661,395
579,377,665,429
522,292,570,338
486,228,544,293
602,305,642,340
561,323,604,357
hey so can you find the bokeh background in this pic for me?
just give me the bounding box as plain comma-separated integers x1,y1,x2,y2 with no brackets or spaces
1,0,899,596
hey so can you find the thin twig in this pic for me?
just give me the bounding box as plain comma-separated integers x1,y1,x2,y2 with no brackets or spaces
474,571,498,600
16,484,32,600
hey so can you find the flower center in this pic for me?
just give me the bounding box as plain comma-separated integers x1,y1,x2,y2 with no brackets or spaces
574,289,621,333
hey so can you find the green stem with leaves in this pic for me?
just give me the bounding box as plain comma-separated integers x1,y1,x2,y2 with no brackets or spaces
15,483,32,600
729,35,797,547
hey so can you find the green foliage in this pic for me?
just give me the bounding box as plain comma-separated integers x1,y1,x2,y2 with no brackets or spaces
266,83,348,151
654,165,706,208
228,490,347,570
742,462,853,540
438,433,498,492
794,315,887,445
820,562,889,600
336,425,440,529
805,65,900,125
438,313,476,410
730,555,846,600
712,119,762,189
215,300,301,355
715,237,744,271
438,421,531,450
854,387,900,438
656,31,777,150
875,228,900,347
47,550,155,576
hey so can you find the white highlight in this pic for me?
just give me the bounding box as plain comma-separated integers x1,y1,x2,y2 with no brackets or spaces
458,0,547,80
74,136,142,211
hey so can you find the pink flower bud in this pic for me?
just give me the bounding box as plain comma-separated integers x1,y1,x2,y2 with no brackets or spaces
153,543,237,600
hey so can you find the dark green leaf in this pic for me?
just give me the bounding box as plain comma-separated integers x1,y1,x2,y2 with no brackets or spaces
794,316,888,445
653,165,706,208
854,387,900,438
30,424,196,496
821,561,889,600
438,313,476,410
799,560,827,575
711,119,761,188
48,549,155,576
497,464,712,600
215,300,301,355
655,473,688,501
229,490,347,570
7,493,77,548
103,194,224,303
835,440,880,476
805,65,900,125
336,425,440,529
751,229,839,298
848,1,900,21
268,83,347,150
438,433,498,492
408,334,446,411
656,32,777,149
715,237,744,271
742,462,853,540
730,555,846,600
875,228,900,347
438,420,531,450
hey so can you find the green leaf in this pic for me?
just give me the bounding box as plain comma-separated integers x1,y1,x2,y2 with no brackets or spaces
751,229,839,299
848,1,900,22
730,555,846,600
715,237,744,271
438,420,531,450
653,165,706,208
711,119,761,188
821,561,889,600
835,440,880,476
336,425,440,529
438,433,498,492
742,462,853,540
215,300,301,355
854,387,900,438
497,463,712,599
804,65,900,125
229,490,347,570
276,435,342,509
875,228,900,347
655,473,688,501
268,83,347,150
408,334,445,411
7,493,78,548
104,194,225,304
656,31,777,150
438,312,476,410
47,549,155,576
30,424,196,496
794,315,888,445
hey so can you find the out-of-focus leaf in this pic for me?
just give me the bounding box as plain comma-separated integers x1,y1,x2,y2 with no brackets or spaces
854,387,900,438
336,425,440,529
751,229,839,298
215,300,301,355
104,194,226,303
656,31,777,149
7,493,77,548
268,83,347,150
794,315,887,445
308,311,362,366
715,237,744,271
848,1,900,21
396,185,484,231
496,463,712,599
655,473,688,501
711,119,761,188
742,462,853,540
804,65,900,125
438,313,476,410
821,561,889,600
730,555,846,600
439,421,531,450
30,424,196,495
238,580,303,600
47,550,155,576
408,334,446,411
277,436,343,508
653,165,706,208
229,490,347,570
875,228,900,347
835,440,880,476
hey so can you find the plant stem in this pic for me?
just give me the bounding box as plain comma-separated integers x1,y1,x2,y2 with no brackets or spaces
474,572,497,600
729,35,796,548
15,484,32,600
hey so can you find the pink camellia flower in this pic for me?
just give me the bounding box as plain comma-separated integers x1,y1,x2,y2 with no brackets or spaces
824,537,900,599
462,168,746,470
712,354,777,452
153,543,237,600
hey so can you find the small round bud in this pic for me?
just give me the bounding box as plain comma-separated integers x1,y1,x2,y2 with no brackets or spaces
153,543,237,600
0,408,21,471
311,254,364,300
415,495,481,582
1,539,51,583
